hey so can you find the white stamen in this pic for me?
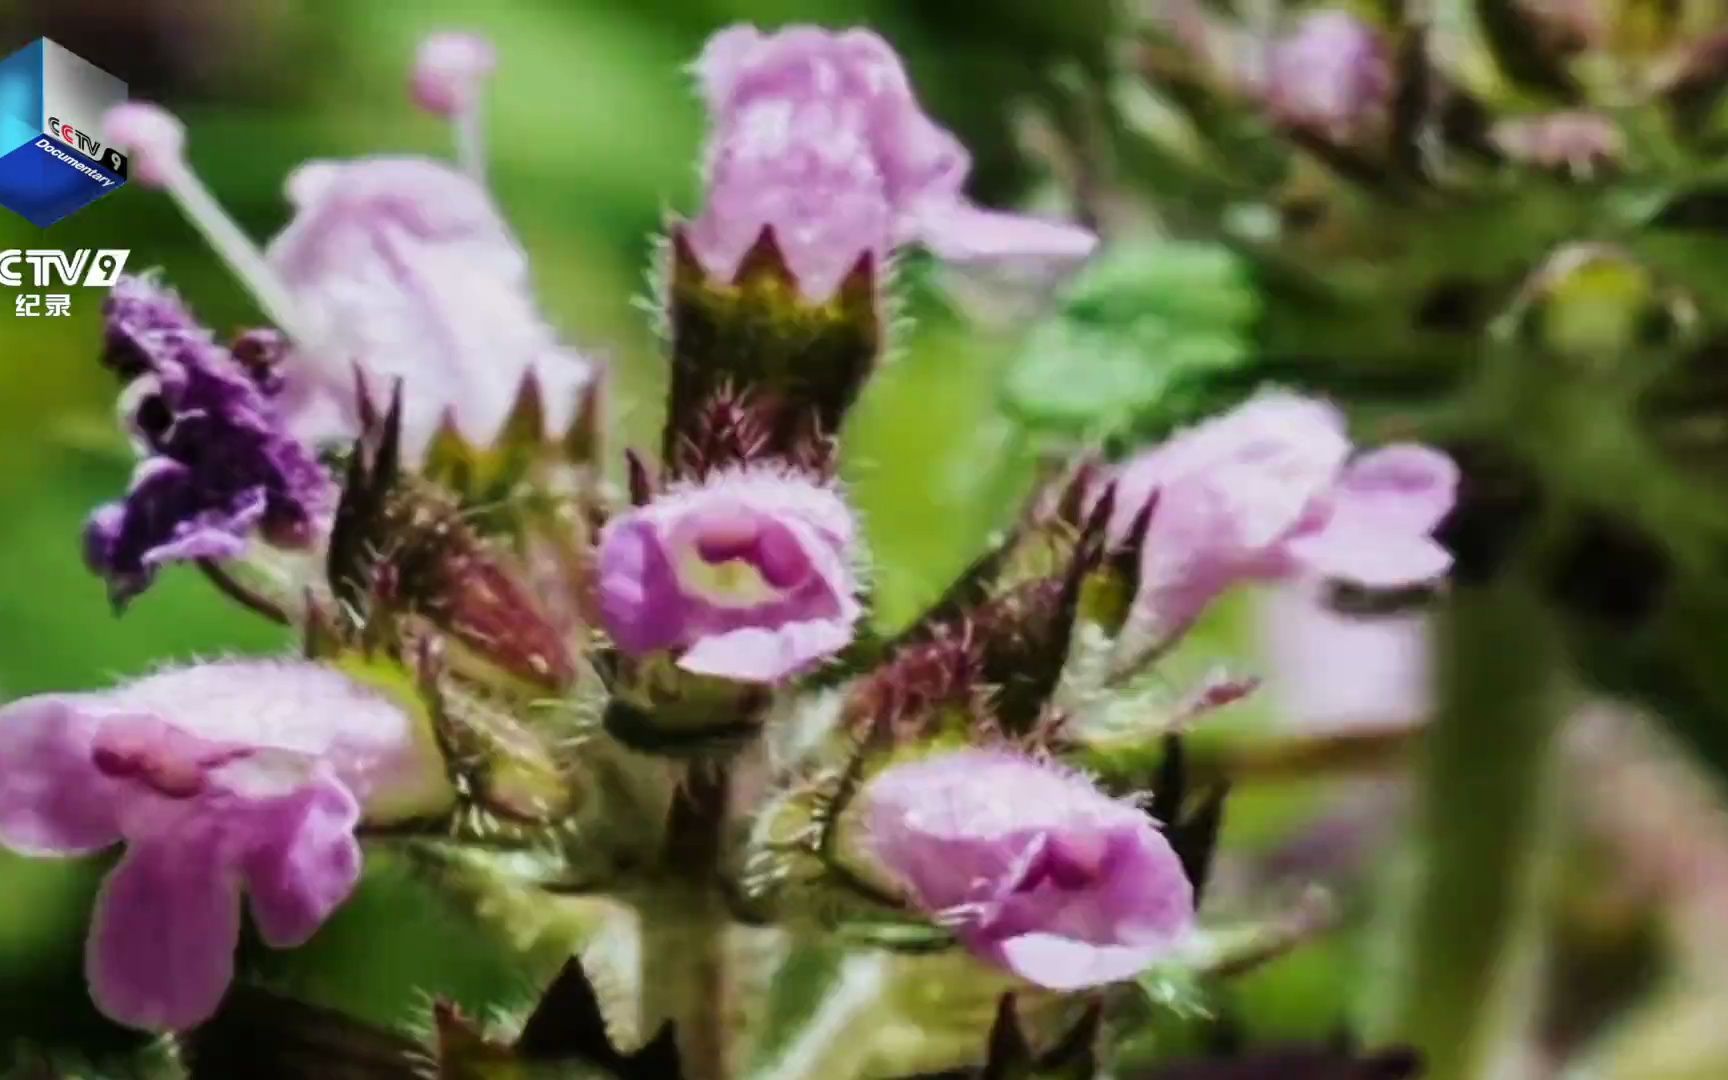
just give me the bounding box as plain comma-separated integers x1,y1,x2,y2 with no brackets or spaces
159,159,318,344
412,32,496,183
454,99,487,183
103,103,318,348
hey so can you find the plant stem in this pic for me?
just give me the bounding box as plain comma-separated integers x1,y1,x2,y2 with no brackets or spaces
197,558,290,624
1391,576,1564,1079
646,762,734,1080
757,953,888,1080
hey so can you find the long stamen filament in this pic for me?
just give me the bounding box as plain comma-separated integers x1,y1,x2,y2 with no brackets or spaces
153,155,318,347
453,98,487,183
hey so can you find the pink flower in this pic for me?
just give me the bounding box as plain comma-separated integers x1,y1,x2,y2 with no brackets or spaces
865,749,1193,989
688,25,1096,299
106,56,583,469
597,467,861,682
0,661,452,1031
265,157,595,462
1265,11,1392,143
1111,394,1457,648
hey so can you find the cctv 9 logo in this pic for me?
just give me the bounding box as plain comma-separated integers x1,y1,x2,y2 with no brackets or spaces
44,117,129,179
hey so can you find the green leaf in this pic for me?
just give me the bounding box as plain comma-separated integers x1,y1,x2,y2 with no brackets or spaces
1000,242,1260,438
1064,243,1259,330
1001,322,1173,433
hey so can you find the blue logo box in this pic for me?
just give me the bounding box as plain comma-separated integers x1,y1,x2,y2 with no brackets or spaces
0,39,128,227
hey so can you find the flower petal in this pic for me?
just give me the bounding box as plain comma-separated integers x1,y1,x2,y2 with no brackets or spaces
1113,393,1350,549
0,696,121,856
865,750,1149,913
1285,522,1453,588
239,770,362,948
1132,481,1256,645
597,517,687,655
675,618,854,682
87,277,330,605
913,200,1098,264
104,660,454,823
988,932,1165,990
867,749,1142,845
689,25,1091,296
693,24,765,107
864,749,1193,988
86,827,241,1030
1331,443,1460,536
1262,440,1459,588
1262,582,1433,731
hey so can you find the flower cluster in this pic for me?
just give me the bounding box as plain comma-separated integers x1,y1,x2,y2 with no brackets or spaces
106,84,593,468
0,22,1454,1078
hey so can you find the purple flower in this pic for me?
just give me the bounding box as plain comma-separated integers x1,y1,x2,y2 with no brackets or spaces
1264,11,1392,143
85,277,331,606
597,467,861,682
265,157,595,463
689,25,1096,299
0,660,453,1031
1110,393,1458,648
865,749,1193,989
